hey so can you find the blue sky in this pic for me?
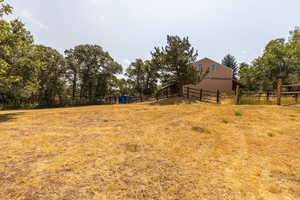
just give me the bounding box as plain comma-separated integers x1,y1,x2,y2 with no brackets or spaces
6,0,300,70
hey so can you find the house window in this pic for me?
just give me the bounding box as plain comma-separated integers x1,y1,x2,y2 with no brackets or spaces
197,64,203,71
211,64,216,72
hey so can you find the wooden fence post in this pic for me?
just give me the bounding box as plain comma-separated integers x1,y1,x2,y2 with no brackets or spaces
187,87,190,99
235,85,240,105
216,90,220,104
277,79,282,105
266,91,270,102
166,88,169,99
200,89,203,101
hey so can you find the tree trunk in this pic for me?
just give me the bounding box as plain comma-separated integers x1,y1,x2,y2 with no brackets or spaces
88,81,93,104
140,90,143,102
178,85,184,97
72,74,77,103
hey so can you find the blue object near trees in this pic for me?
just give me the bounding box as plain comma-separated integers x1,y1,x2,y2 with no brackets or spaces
118,95,139,104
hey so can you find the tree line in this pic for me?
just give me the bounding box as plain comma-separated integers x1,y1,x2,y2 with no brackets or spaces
222,28,300,91
1,1,125,107
0,0,208,108
238,28,300,91
1,0,299,108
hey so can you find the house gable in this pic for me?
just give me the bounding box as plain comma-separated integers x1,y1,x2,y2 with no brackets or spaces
194,58,233,79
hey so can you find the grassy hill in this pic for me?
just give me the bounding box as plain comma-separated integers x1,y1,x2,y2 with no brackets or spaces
0,100,299,200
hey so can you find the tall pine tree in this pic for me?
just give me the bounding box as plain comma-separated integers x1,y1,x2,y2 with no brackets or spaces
152,35,208,96
222,54,238,80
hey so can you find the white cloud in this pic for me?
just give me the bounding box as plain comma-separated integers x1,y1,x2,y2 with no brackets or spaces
241,50,247,54
20,10,48,30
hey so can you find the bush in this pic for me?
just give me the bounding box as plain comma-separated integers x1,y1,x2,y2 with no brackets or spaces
222,119,229,124
268,132,274,137
234,111,242,116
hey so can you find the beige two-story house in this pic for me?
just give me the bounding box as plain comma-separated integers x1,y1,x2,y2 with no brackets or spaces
185,58,233,94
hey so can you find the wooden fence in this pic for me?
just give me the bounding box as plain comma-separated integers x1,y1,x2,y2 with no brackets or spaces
156,79,299,106
280,80,300,105
235,80,300,105
155,85,180,100
155,85,221,104
183,87,221,104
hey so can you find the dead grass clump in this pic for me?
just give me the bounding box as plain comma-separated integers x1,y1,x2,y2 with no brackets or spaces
192,126,209,133
123,143,140,153
268,184,282,194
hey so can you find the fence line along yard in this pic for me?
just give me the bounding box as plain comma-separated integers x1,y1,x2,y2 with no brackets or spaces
183,87,221,104
280,79,300,105
155,85,180,100
155,85,221,104
156,79,299,106
235,79,300,105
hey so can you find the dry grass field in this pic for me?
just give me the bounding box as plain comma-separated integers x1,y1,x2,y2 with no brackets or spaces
0,98,300,200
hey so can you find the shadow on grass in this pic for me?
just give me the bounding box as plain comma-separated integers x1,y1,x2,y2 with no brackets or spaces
0,112,24,123
150,97,199,106
0,103,101,111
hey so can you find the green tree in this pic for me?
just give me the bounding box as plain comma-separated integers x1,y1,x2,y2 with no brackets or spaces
222,54,239,80
115,78,135,95
126,59,146,100
32,45,66,105
0,2,39,105
239,27,300,91
126,59,159,99
238,62,262,91
151,35,207,96
65,45,122,104
143,60,160,95
0,0,12,17
287,27,300,83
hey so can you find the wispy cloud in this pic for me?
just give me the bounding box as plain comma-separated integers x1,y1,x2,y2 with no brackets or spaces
20,10,48,30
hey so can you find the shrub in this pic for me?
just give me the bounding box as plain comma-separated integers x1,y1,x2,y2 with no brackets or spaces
222,119,229,124
234,111,242,116
268,132,274,137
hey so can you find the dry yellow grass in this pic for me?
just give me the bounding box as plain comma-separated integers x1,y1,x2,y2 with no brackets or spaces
0,98,300,200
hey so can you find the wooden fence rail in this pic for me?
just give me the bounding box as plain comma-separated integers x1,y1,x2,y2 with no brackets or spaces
183,87,221,104
155,85,221,104
235,79,300,105
156,79,299,106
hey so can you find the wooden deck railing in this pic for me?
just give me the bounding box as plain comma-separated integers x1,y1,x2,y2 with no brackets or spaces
183,87,221,104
